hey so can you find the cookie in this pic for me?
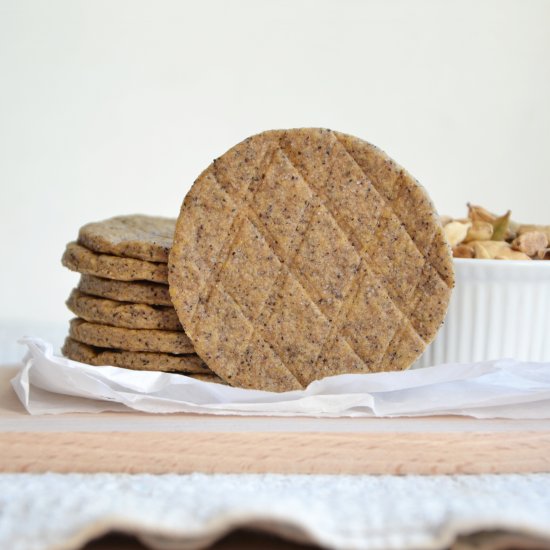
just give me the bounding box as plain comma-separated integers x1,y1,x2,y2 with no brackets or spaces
62,242,168,283
168,128,453,391
78,215,176,262
66,289,182,330
62,337,209,373
78,275,172,306
69,318,194,353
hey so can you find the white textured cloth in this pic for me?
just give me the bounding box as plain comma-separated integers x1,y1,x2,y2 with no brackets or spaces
1,473,550,550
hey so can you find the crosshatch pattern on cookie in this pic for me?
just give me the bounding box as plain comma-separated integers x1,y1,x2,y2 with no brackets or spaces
169,129,454,391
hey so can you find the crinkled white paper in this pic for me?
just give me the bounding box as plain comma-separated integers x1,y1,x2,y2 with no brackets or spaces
11,337,550,418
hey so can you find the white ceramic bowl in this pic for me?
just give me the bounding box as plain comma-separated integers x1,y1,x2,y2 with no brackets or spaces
414,258,550,367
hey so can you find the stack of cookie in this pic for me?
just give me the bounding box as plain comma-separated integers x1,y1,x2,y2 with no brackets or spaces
58,129,454,393
60,215,222,382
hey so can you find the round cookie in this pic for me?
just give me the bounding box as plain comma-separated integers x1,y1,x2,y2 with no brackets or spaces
69,318,194,353
168,128,454,392
62,337,210,374
78,275,172,306
66,289,182,330
62,242,168,283
78,215,176,262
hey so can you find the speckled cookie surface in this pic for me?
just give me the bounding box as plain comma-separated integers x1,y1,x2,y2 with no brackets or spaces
62,242,168,283
169,128,453,392
62,337,209,373
69,318,194,353
66,289,182,330
78,215,176,262
78,275,172,306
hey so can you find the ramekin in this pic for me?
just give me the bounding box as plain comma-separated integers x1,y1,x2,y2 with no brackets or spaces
414,258,550,367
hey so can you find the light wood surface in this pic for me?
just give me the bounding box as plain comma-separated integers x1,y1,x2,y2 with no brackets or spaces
1,366,550,475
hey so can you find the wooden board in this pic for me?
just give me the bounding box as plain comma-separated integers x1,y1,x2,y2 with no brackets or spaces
1,366,550,475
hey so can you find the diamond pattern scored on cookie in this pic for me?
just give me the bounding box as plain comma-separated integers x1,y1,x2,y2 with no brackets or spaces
169,129,453,391
276,132,438,349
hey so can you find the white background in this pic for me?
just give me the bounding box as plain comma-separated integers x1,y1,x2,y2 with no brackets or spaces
1,0,549,349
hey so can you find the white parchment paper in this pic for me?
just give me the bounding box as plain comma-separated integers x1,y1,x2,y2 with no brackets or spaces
11,337,550,418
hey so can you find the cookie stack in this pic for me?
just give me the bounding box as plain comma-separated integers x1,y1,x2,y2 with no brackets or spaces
59,129,454,392
60,215,223,383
